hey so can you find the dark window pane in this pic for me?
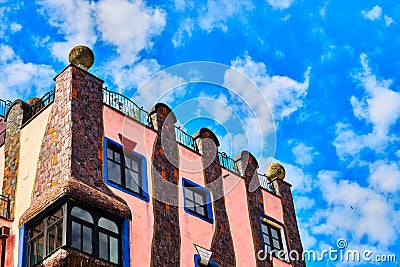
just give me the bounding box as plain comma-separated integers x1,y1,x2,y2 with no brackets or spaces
196,205,206,217
48,227,56,253
30,221,45,238
110,236,119,264
263,234,270,245
29,241,36,266
71,221,81,249
56,223,63,249
194,192,204,204
271,228,279,239
273,239,282,250
186,199,195,210
108,161,122,185
107,148,113,159
261,223,268,234
114,151,121,163
47,209,63,226
83,226,93,254
126,169,140,193
37,235,44,262
130,158,139,171
47,222,63,254
184,188,194,200
99,232,108,260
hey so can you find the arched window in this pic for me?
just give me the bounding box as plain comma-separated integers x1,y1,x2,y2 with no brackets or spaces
71,207,94,254
98,218,120,264
69,205,122,264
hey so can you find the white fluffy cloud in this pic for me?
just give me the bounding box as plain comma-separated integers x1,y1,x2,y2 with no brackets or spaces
384,15,394,26
197,0,254,32
172,18,194,48
313,170,398,247
132,66,186,108
0,44,56,100
369,161,400,193
361,5,382,21
266,0,294,10
228,54,311,120
37,0,167,91
292,142,316,166
95,0,166,62
334,53,400,159
9,22,22,33
37,0,97,62
283,162,313,193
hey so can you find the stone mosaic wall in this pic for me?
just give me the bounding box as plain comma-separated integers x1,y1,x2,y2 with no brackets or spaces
150,104,181,266
1,101,30,219
19,65,130,226
35,246,119,267
197,128,236,266
275,180,306,267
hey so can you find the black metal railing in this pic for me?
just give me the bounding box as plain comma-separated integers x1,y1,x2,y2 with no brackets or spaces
175,126,198,152
0,99,11,118
29,88,55,118
0,195,10,219
218,152,239,174
103,87,151,127
258,173,276,194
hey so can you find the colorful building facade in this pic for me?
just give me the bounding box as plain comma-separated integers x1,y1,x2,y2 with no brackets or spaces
0,47,305,267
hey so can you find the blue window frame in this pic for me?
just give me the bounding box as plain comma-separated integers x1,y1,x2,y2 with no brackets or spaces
182,178,213,223
104,137,149,202
194,254,220,267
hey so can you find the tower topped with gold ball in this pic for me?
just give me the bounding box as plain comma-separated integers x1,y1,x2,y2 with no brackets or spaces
265,162,286,180
68,45,94,70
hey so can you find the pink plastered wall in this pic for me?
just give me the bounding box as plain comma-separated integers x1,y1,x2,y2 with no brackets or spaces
178,144,214,266
263,190,284,223
273,256,292,267
103,106,157,267
223,169,257,267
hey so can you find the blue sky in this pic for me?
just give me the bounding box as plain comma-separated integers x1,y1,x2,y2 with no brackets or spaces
1,0,400,266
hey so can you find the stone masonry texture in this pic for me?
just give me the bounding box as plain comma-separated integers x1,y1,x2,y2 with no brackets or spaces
198,128,235,267
150,104,181,267
2,101,30,219
35,246,119,267
276,180,306,267
19,65,130,226
238,151,272,267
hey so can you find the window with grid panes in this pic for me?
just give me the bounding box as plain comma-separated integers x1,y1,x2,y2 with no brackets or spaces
28,208,63,266
106,141,142,195
261,221,285,259
183,178,213,223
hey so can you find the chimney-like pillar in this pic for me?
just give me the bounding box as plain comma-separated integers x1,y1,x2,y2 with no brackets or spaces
1,101,30,219
194,128,235,266
235,151,271,267
149,103,181,266
266,163,305,267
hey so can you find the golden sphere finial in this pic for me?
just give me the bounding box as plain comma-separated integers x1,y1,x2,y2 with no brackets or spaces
266,162,286,180
68,45,94,70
